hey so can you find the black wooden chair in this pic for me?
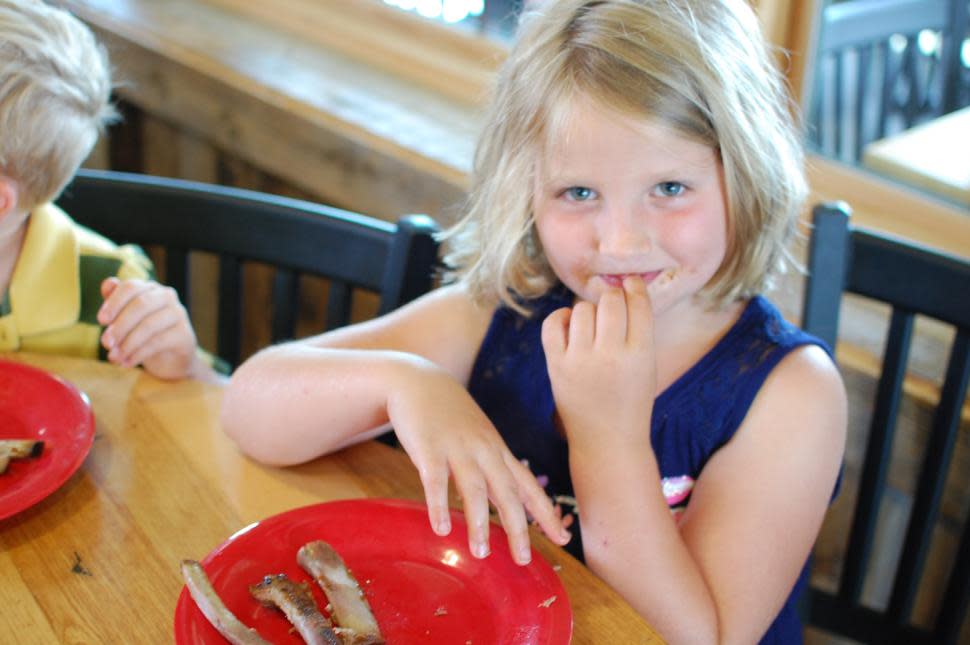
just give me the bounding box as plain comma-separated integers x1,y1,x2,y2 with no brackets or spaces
56,169,440,370
801,202,970,644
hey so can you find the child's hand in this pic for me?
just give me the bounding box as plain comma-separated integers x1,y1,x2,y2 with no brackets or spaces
98,277,202,380
386,359,572,565
541,276,656,448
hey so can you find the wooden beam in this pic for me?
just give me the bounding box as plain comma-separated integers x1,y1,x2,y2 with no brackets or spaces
806,155,970,260
61,0,470,222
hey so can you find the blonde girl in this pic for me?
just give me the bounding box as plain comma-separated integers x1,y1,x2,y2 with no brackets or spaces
223,1,846,642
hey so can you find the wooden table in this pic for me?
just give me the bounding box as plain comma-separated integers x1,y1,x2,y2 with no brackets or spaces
0,353,663,644
862,106,970,208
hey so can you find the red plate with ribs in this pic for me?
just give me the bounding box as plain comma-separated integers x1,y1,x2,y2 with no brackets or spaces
175,498,573,644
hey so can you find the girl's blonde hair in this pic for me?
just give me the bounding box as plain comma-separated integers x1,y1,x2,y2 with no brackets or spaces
443,0,807,311
0,0,116,210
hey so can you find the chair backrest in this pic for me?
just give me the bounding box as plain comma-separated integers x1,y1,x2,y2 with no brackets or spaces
806,0,969,163
801,202,970,644
56,169,440,369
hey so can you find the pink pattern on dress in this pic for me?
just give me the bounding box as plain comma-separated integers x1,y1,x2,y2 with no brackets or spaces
662,475,695,524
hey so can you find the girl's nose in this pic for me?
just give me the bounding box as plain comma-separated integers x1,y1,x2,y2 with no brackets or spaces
597,206,650,255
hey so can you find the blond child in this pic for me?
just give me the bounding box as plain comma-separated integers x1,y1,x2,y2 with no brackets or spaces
0,0,221,382
222,1,846,642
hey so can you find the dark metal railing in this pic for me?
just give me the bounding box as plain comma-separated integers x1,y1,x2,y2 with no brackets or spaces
807,0,970,163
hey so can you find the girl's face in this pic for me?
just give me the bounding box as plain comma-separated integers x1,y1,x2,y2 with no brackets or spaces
533,98,729,319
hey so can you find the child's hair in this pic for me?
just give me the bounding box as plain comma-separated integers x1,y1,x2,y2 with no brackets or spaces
0,0,116,211
443,0,807,311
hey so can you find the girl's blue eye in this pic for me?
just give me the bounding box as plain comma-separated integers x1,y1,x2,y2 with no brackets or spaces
564,186,595,201
657,181,686,197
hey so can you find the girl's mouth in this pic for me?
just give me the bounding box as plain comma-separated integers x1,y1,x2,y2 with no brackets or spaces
598,271,663,288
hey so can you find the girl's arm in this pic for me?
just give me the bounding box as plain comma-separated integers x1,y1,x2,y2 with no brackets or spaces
221,284,570,565
543,278,846,644
222,284,488,460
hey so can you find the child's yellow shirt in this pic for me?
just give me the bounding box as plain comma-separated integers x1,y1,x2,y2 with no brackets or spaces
0,202,152,359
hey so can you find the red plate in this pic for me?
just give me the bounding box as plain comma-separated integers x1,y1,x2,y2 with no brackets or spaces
0,359,95,520
174,498,573,644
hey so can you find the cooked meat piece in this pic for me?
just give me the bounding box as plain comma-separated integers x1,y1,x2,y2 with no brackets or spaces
297,541,385,645
249,573,340,645
0,439,44,458
0,439,44,474
180,560,270,645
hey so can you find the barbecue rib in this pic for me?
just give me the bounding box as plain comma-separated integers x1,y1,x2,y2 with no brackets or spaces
249,573,341,645
297,541,385,645
180,560,270,645
0,439,44,474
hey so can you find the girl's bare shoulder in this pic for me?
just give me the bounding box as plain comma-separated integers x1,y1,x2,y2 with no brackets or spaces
379,282,494,343
742,343,847,454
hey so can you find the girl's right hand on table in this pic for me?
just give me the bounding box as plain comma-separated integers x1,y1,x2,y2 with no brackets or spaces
385,357,571,565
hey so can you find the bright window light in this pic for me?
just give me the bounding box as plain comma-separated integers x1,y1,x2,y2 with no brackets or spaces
888,33,908,54
916,29,940,57
443,0,470,23
383,0,418,10
386,0,485,24
416,0,443,19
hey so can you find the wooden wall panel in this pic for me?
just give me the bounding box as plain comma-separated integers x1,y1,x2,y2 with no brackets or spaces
88,21,467,222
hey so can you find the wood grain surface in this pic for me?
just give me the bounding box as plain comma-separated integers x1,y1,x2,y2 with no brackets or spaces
0,353,664,644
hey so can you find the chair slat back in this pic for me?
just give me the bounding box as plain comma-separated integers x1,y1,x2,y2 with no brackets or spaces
270,270,299,343
57,169,440,368
840,308,914,604
802,202,970,644
937,508,970,640
888,332,970,618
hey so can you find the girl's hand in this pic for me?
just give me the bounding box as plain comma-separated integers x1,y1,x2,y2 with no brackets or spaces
98,277,202,381
541,276,656,448
385,357,571,565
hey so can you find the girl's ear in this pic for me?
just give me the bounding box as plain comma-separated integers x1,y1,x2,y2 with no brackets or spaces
0,175,20,218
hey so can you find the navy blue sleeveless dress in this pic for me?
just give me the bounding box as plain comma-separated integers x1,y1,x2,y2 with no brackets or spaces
467,285,832,644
